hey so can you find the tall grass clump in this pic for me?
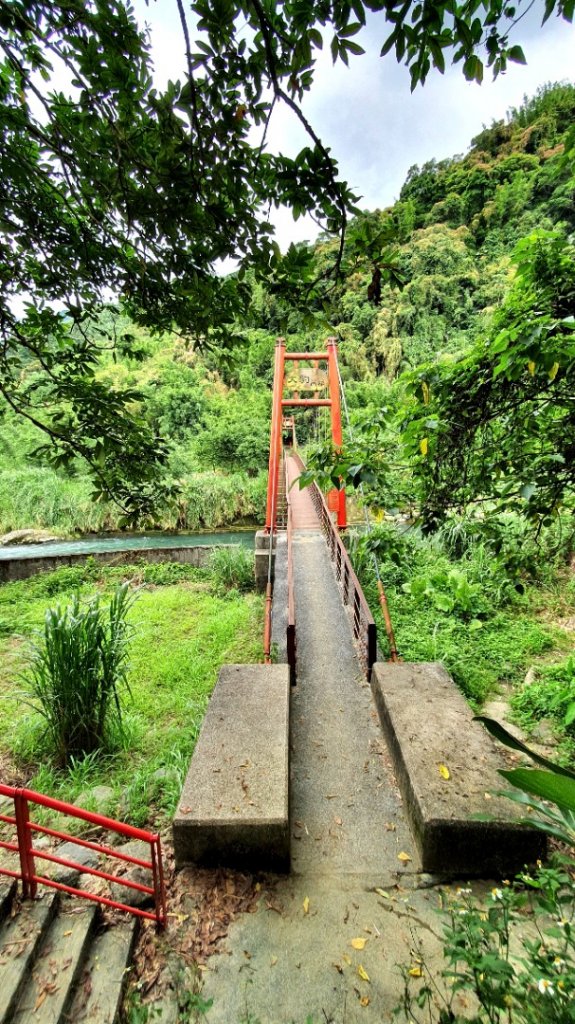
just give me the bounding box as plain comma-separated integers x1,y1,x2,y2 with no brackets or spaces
22,583,136,765
210,545,255,595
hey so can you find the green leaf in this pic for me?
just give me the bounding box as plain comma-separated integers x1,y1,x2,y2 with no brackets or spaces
507,45,527,65
474,717,575,780
499,768,575,813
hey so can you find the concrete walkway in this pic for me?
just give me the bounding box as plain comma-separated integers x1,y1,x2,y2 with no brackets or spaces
201,530,451,1024
286,455,320,529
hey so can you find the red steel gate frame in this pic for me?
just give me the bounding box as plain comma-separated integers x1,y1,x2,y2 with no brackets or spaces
265,337,346,533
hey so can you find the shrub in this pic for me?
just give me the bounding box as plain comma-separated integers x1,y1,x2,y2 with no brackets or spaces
398,863,575,1024
22,583,136,765
209,545,254,595
511,656,575,736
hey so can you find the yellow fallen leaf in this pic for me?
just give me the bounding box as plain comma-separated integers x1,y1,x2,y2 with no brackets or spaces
351,937,367,950
419,437,428,457
343,954,352,966
438,763,450,780
398,851,412,863
303,896,310,914
409,966,423,978
358,965,370,982
360,996,370,1007
375,888,391,899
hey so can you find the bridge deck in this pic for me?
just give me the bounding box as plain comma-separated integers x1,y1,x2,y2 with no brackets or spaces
285,454,320,529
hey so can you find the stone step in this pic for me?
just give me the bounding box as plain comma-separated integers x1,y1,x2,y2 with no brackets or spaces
0,891,58,1024
12,902,98,1024
67,918,139,1024
173,663,290,871
371,661,547,877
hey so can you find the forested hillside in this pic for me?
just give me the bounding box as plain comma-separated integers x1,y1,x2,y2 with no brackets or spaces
0,81,573,537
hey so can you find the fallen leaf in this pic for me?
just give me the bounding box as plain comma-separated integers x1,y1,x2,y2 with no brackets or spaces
351,937,367,950
34,991,47,1012
360,996,370,1007
63,930,72,937
398,851,412,863
409,966,423,978
438,763,450,780
333,962,343,974
270,956,278,967
303,896,310,914
334,817,343,826
358,965,370,982
343,954,352,966
375,888,391,899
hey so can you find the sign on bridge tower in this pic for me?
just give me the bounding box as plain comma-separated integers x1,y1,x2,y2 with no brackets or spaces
265,338,346,532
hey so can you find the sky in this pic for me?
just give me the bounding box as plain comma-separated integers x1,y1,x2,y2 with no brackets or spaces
133,0,575,250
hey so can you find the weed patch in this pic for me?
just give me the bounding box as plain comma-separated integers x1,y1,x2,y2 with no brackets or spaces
0,562,263,828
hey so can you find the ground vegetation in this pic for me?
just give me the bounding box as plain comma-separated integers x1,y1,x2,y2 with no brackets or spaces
0,559,262,827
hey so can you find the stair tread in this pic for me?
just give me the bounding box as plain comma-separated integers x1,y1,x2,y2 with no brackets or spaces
67,919,138,1024
0,892,58,1024
12,901,97,1024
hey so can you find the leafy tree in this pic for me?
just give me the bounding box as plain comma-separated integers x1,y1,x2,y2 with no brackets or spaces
404,229,575,528
1,0,574,515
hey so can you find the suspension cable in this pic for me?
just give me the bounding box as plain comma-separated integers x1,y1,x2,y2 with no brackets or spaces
335,359,400,663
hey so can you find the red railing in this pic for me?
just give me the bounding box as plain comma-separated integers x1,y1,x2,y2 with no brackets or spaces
0,784,166,930
292,453,377,677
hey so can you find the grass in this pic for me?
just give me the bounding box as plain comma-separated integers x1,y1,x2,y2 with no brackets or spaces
22,582,135,765
351,524,574,709
0,561,263,828
0,466,266,535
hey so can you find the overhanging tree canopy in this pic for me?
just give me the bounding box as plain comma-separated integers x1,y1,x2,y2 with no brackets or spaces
0,0,573,516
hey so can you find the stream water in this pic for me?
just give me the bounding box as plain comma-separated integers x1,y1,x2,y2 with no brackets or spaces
0,530,256,561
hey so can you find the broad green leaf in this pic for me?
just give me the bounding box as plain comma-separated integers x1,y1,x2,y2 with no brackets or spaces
499,768,575,813
474,718,575,780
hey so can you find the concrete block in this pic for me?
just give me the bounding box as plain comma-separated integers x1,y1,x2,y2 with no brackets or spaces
173,664,290,871
372,662,546,876
254,530,275,590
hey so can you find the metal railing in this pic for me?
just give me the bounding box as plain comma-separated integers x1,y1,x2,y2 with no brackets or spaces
0,784,166,930
291,453,377,678
285,456,296,684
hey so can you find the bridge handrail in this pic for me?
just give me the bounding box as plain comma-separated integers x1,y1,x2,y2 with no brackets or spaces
285,455,296,683
291,453,377,678
0,783,166,929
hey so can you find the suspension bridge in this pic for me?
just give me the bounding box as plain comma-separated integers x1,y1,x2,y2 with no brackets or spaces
174,337,543,879
0,337,547,1024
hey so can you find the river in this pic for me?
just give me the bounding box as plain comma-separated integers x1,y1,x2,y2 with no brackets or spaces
0,530,255,561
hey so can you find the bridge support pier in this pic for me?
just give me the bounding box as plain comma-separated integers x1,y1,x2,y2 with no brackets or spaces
254,530,276,591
